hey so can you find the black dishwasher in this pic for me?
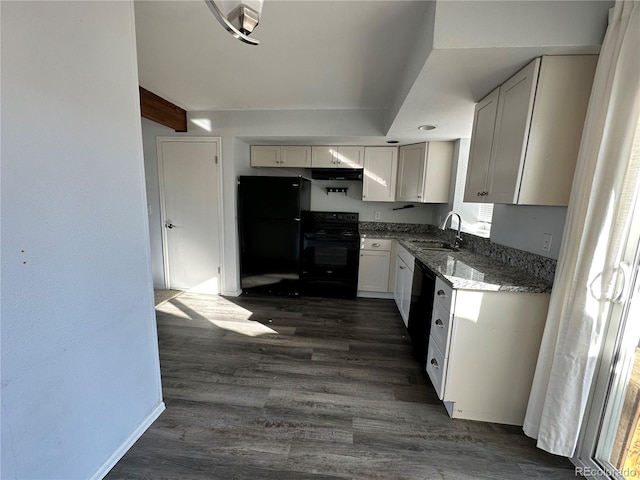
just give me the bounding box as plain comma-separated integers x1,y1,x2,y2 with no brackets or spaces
407,259,436,367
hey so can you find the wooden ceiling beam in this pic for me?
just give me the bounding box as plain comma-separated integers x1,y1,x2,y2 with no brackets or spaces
139,86,187,132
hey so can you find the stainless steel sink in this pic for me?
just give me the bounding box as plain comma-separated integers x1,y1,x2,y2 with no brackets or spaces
410,240,457,251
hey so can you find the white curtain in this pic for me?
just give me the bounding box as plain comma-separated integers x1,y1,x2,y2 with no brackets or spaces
523,0,640,457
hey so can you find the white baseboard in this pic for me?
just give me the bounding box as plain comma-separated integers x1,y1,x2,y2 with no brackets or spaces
90,401,166,480
222,289,243,297
357,291,394,300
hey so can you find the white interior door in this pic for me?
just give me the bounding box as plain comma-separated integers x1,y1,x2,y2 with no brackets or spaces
158,137,222,293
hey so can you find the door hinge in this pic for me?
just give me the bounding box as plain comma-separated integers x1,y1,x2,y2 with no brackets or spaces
218,266,221,274
215,155,219,164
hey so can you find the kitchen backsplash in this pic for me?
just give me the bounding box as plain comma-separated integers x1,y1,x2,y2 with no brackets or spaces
360,221,557,283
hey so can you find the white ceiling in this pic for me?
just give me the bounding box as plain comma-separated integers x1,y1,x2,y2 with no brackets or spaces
134,0,611,144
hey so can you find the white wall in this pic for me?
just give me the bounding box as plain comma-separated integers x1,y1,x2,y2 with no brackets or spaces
491,205,567,259
434,0,611,50
310,180,435,223
1,2,164,479
436,139,567,259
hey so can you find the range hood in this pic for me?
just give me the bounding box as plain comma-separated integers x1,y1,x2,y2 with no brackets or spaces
311,168,363,181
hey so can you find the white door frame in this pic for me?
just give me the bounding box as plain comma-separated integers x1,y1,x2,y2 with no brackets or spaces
156,136,225,292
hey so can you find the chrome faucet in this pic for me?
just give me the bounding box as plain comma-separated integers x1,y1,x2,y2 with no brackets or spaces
439,211,463,248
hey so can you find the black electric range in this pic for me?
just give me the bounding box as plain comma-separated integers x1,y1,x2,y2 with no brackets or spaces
300,212,360,298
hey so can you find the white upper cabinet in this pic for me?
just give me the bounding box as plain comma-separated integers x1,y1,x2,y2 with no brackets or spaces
362,147,398,202
250,145,281,167
251,145,312,168
463,89,499,203
280,146,312,167
488,59,540,204
396,142,454,203
464,55,597,206
311,146,364,169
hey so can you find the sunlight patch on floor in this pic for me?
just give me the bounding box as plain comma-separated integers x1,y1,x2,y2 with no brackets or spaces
156,294,279,337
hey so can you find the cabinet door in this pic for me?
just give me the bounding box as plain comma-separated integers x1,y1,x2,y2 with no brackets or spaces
423,142,454,203
396,143,426,202
518,55,597,206
281,146,312,167
357,250,391,292
393,256,407,320
400,265,412,324
486,58,540,204
251,145,281,167
337,146,364,168
463,88,499,202
311,146,337,168
363,147,398,202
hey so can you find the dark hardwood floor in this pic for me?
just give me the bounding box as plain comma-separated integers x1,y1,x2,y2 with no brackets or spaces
106,292,577,479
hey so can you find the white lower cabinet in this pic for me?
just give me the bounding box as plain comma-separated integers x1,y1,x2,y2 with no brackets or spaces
393,244,414,327
426,283,550,426
357,239,393,293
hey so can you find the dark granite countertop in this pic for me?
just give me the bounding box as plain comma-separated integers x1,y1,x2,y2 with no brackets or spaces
360,230,552,294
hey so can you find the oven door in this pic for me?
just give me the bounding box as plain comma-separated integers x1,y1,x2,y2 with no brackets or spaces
301,234,360,297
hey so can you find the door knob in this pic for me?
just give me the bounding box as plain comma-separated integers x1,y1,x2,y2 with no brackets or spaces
165,223,175,229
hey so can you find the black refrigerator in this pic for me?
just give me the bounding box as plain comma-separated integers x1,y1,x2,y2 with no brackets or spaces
238,175,311,295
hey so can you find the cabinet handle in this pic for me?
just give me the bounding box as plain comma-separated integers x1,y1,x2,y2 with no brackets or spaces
477,192,482,197
372,243,381,247
417,195,421,198
399,266,405,270
437,289,446,298
435,318,444,327
430,358,439,369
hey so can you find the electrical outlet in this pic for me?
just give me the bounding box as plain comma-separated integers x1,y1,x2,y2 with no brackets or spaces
374,211,381,220
542,233,553,253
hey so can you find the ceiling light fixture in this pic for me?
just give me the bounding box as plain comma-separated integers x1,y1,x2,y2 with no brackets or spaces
418,124,437,131
204,0,263,46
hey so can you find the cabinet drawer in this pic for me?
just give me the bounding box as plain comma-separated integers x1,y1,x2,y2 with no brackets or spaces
360,238,392,251
434,276,454,311
431,300,452,355
397,244,415,271
426,337,447,400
